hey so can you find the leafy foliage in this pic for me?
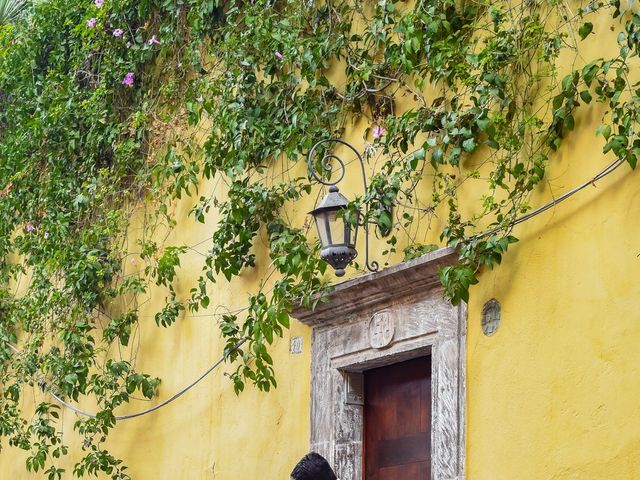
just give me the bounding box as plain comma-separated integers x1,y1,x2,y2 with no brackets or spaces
1,0,640,477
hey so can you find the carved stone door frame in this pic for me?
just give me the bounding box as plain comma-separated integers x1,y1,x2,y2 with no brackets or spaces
293,248,466,480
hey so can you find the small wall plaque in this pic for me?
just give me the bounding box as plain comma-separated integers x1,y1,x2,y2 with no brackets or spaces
368,310,395,349
290,336,303,354
344,372,364,406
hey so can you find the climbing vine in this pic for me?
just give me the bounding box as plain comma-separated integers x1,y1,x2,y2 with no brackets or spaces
0,0,639,477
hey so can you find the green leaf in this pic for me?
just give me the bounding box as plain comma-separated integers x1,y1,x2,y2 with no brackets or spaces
564,115,575,131
476,118,490,131
462,138,477,153
431,148,444,164
552,94,564,110
601,124,612,139
582,62,600,86
579,90,592,104
578,22,593,40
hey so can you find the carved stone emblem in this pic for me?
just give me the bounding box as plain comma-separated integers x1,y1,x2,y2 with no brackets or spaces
368,310,395,349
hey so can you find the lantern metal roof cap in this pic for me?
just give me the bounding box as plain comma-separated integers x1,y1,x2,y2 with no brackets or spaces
309,185,350,215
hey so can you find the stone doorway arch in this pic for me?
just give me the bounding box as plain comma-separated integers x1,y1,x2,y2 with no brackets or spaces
293,247,466,480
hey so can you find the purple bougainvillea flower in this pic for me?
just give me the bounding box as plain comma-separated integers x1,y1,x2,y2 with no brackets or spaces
95,0,104,7
148,35,161,45
274,51,284,61
86,18,97,28
122,72,135,87
113,28,123,38
373,125,386,140
25,223,35,233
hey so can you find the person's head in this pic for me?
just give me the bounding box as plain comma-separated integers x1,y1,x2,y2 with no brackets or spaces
290,452,337,480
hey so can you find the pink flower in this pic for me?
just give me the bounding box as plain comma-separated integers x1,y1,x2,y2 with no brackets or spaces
113,28,123,38
122,72,135,87
25,223,35,233
372,125,386,140
95,0,104,7
148,35,161,46
274,51,284,61
86,18,97,28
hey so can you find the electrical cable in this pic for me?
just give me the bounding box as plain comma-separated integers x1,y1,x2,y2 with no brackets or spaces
472,158,626,241
3,338,247,420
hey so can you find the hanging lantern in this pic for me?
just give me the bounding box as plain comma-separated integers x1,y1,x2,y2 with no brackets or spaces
310,186,358,277
307,138,379,277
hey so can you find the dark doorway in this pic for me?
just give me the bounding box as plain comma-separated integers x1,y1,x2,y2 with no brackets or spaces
364,356,431,480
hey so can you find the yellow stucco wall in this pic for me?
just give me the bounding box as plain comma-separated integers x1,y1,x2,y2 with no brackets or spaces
2,6,640,480
467,130,640,479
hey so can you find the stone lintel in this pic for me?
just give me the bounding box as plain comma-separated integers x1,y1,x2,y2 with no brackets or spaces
292,247,458,326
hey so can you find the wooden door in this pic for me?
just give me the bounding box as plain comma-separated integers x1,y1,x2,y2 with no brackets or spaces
364,356,431,480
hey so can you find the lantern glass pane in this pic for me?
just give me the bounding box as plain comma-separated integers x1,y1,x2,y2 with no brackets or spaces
328,209,347,245
314,212,330,248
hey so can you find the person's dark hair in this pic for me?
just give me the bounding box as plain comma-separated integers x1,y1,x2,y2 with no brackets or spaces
290,452,337,480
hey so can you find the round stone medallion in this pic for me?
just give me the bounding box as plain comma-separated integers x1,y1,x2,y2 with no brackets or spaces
481,299,501,336
368,310,395,349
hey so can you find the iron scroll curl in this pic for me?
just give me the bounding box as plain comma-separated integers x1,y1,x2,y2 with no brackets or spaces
307,138,379,274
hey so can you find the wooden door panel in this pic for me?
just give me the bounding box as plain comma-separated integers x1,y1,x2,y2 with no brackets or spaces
376,432,430,467
378,462,430,480
364,356,431,480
